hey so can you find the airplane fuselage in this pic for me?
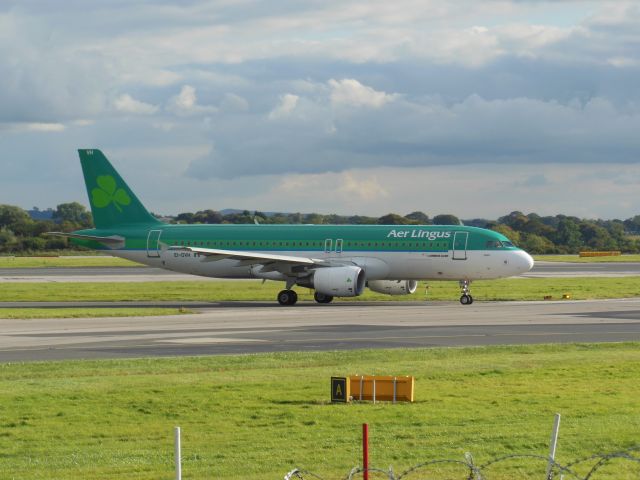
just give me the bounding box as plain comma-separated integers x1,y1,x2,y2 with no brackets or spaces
74,223,534,281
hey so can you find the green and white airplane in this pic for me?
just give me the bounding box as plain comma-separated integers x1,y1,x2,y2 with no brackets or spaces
55,149,534,305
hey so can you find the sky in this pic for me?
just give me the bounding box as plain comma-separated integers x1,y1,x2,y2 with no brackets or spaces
2,0,640,220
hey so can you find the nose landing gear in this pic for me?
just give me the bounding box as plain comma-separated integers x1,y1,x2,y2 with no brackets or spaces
459,280,473,305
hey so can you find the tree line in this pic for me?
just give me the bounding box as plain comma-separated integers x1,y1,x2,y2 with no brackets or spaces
2,203,640,255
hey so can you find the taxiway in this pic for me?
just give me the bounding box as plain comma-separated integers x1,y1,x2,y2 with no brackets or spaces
1,299,639,362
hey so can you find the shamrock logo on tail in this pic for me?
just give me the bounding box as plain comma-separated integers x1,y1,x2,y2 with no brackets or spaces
92,175,131,212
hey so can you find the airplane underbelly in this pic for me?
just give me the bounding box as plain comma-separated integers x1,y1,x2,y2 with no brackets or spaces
162,251,248,278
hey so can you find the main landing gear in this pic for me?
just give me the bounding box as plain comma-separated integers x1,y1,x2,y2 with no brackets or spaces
314,292,334,304
277,289,298,305
459,280,473,305
277,289,334,305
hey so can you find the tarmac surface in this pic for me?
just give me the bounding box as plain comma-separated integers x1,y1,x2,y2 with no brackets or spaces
1,299,639,362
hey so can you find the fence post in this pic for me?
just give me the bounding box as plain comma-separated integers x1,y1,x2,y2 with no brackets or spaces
393,377,397,404
545,413,561,480
175,426,182,480
373,378,376,404
363,423,369,480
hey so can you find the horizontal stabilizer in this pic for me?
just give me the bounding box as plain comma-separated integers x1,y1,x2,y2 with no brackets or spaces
47,232,125,249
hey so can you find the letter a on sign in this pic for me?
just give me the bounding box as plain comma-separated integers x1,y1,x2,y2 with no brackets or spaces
331,377,349,403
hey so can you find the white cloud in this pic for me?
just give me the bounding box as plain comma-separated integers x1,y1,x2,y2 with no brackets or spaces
338,172,389,201
113,94,158,115
170,85,197,110
607,56,640,68
329,79,397,108
268,94,299,119
275,170,388,205
220,93,249,113
167,85,218,115
0,122,66,133
71,119,95,127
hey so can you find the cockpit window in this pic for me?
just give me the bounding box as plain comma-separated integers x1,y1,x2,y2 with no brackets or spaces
486,240,503,248
502,241,514,248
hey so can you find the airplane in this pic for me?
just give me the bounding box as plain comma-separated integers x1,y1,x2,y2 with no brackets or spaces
52,149,534,306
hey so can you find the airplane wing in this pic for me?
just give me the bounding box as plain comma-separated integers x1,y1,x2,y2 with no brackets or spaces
169,246,327,266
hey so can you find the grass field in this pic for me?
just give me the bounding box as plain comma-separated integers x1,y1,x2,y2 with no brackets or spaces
0,308,191,319
1,276,640,303
0,256,140,268
0,344,638,479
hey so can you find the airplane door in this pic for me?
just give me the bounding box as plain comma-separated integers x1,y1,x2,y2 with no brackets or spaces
335,239,343,254
452,232,468,260
324,239,332,253
147,230,162,258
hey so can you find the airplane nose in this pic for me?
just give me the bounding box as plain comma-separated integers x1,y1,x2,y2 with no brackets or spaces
524,251,534,271
517,251,534,273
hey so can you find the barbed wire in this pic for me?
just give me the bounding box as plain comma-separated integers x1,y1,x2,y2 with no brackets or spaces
284,446,640,480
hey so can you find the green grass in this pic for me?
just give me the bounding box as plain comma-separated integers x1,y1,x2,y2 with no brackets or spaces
0,256,140,268
535,254,640,263
0,344,638,479
1,277,640,302
0,308,192,319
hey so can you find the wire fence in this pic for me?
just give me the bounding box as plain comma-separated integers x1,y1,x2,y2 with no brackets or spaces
284,446,640,480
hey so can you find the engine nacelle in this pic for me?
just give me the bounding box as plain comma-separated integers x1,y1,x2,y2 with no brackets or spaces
368,280,418,296
313,266,366,297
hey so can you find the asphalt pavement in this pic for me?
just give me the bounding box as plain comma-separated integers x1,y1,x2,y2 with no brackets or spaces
1,299,639,361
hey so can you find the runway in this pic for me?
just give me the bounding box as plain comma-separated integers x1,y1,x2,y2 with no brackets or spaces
1,261,639,282
1,299,639,362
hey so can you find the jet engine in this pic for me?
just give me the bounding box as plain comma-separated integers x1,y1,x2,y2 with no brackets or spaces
368,280,418,295
312,266,366,297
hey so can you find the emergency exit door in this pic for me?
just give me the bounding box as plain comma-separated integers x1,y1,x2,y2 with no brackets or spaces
147,230,162,257
452,232,468,260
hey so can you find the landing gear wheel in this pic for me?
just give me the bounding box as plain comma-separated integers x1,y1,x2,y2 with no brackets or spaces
458,280,473,305
314,292,334,304
277,289,298,305
460,294,473,305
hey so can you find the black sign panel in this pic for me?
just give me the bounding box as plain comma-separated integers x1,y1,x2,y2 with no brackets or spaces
331,377,348,403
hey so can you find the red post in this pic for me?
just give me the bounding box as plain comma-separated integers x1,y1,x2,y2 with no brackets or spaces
362,423,369,480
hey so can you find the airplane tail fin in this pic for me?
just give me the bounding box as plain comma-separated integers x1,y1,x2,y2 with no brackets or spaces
78,149,162,229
